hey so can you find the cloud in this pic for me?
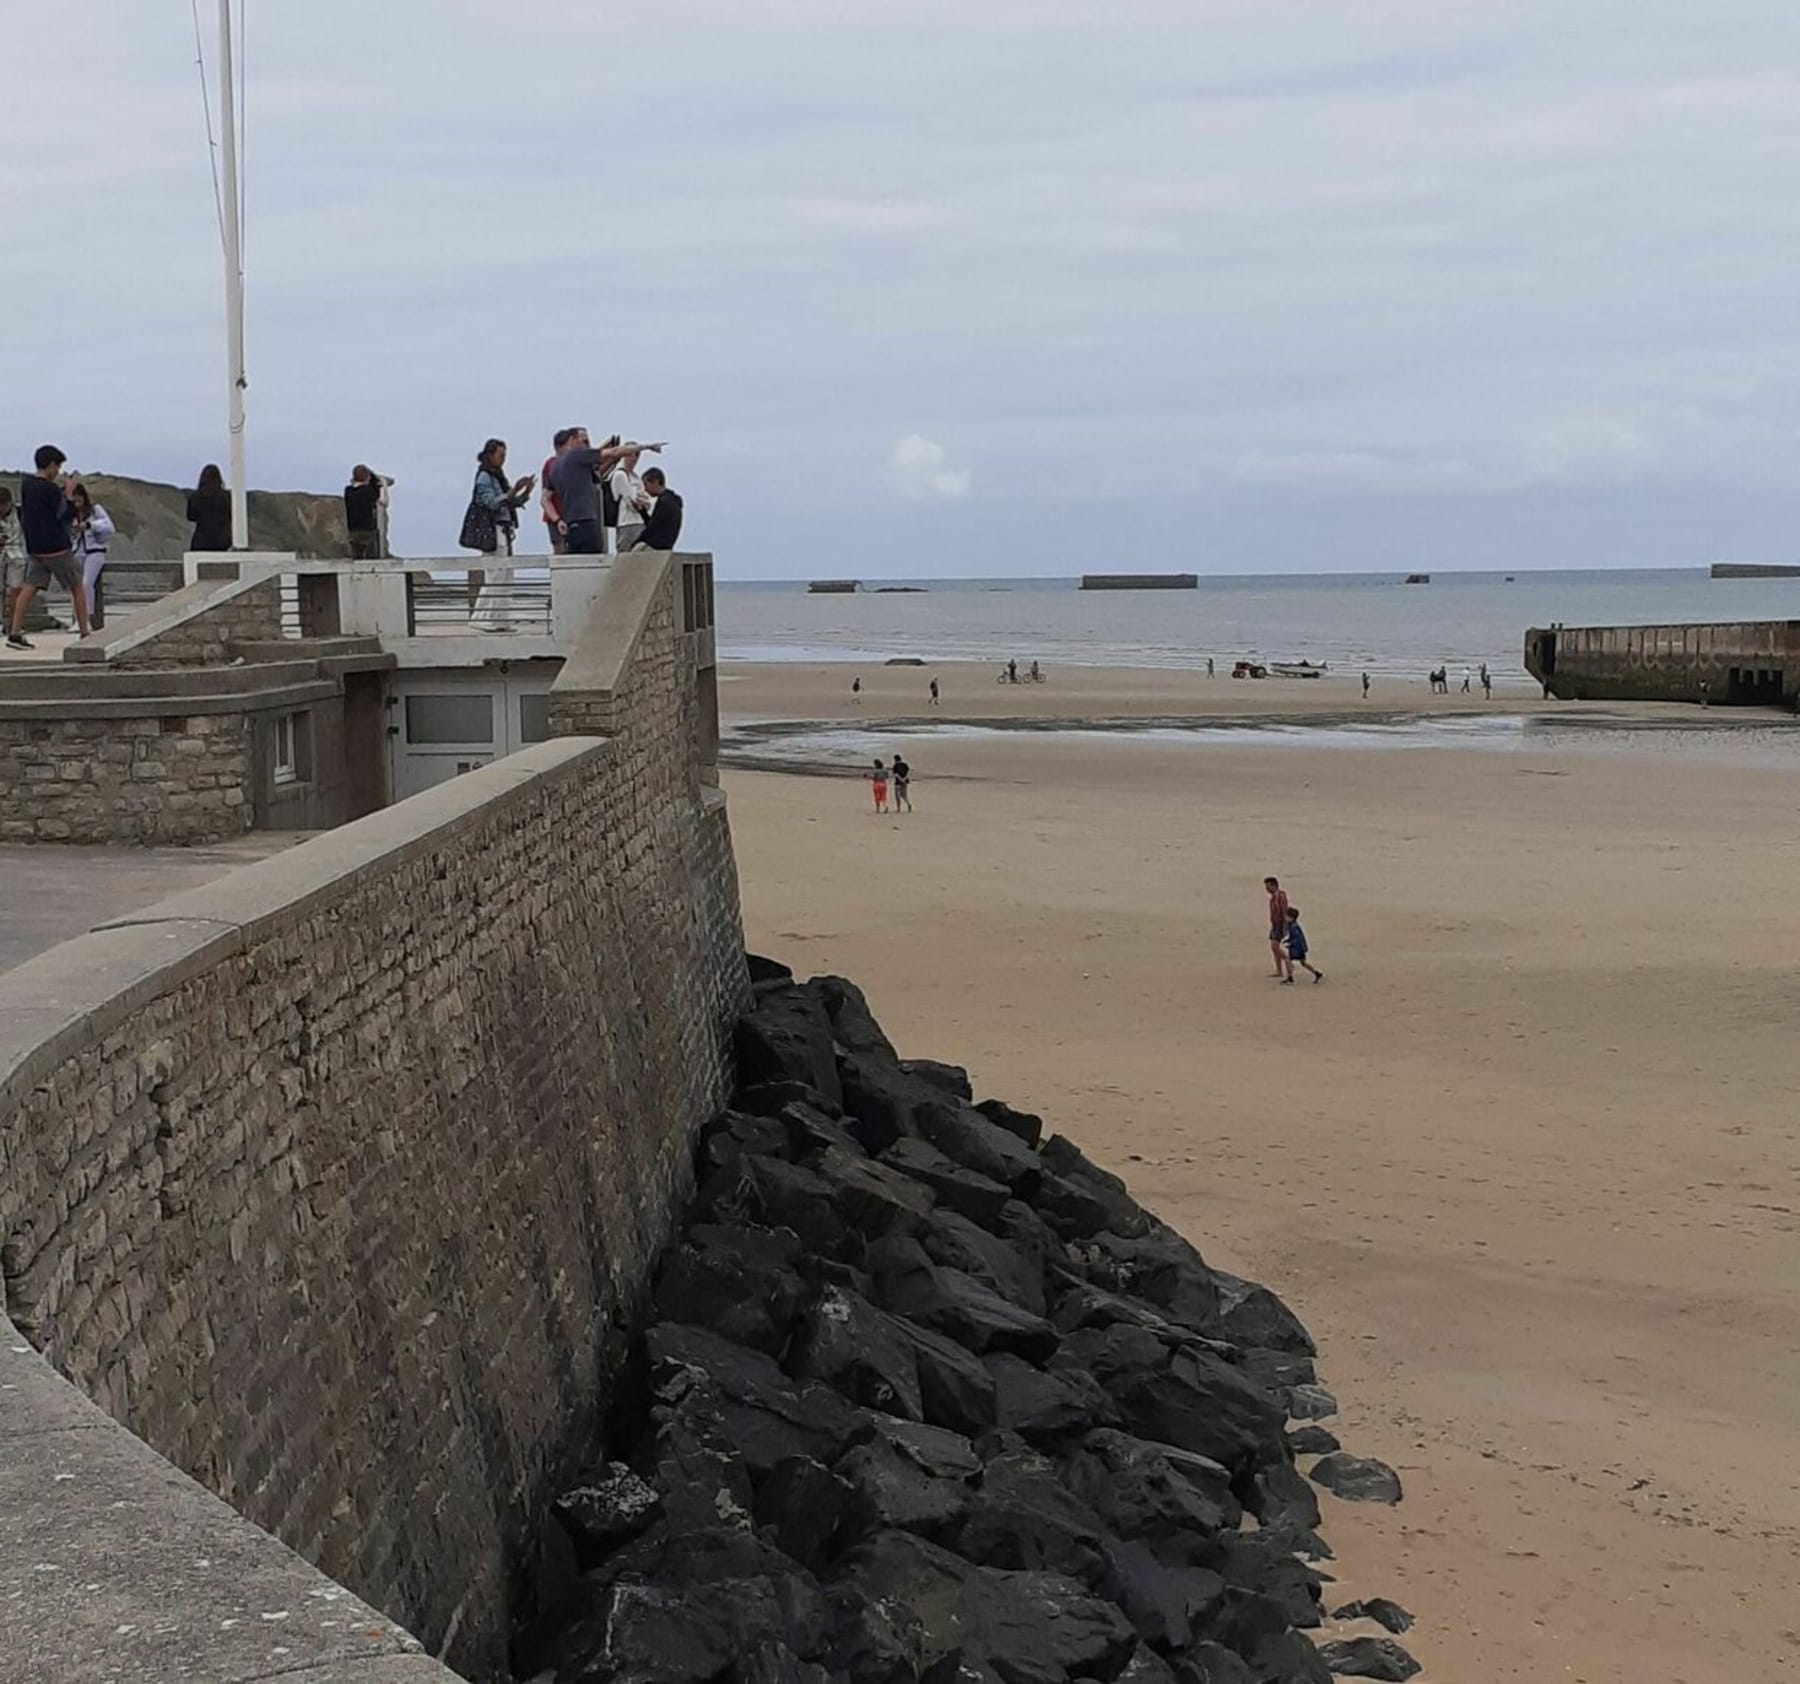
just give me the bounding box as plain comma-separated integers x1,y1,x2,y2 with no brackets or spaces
889,434,972,501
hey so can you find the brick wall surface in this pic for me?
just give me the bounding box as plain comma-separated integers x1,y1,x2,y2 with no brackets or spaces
0,556,750,1679
0,711,253,844
114,577,284,668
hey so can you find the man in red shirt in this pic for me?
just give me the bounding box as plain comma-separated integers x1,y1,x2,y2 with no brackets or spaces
540,428,573,554
1264,876,1291,979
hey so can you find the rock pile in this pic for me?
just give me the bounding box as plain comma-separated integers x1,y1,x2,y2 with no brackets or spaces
519,967,1418,1684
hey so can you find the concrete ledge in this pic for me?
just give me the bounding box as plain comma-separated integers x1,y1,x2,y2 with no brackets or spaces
62,574,272,666
552,551,673,701
1,1313,456,1684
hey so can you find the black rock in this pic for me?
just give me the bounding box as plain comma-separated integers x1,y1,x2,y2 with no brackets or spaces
756,1455,855,1568
827,1530,972,1682
1063,1429,1240,1559
1099,1537,1224,1651
892,1316,1000,1436
869,1238,1059,1361
747,952,795,985
1310,1453,1403,1506
551,1463,663,1567
954,1444,1111,1581
640,1368,759,1536
881,1137,1013,1226
1211,1269,1315,1357
986,1351,1114,1443
917,1103,1044,1197
734,1079,844,1122
1330,1600,1413,1636
697,1154,848,1256
1117,1643,1179,1684
1237,1346,1317,1396
814,1144,939,1239
975,1096,1045,1149
900,1058,973,1100
653,1224,811,1356
1170,1641,1255,1684
1031,1170,1120,1240
837,1431,974,1542
920,1209,1049,1318
737,987,845,1108
1037,1136,1153,1239
1238,1457,1322,1534
1285,1384,1339,1422
1242,1628,1333,1683
1318,1636,1420,1680
1051,1283,1190,1339
1051,1321,1170,1388
783,1099,869,1159
837,1048,938,1154
958,1566,1139,1684
1212,1531,1325,1629
1109,1346,1287,1469
696,1108,796,1177
645,1323,865,1476
792,1284,925,1420
809,975,900,1062
991,1200,1064,1283
1287,1426,1341,1457
1071,1226,1222,1334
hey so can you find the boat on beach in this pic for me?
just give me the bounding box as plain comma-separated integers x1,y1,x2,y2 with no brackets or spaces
1269,660,1328,679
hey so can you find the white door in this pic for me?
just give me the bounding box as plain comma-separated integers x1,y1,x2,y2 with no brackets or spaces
387,674,555,803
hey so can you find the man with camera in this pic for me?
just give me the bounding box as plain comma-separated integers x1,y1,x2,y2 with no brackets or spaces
343,465,393,560
7,445,88,649
550,428,664,555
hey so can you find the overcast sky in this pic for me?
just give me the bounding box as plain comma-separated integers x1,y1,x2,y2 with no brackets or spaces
6,1,1799,577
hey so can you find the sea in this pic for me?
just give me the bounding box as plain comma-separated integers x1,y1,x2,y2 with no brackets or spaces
716,568,1800,680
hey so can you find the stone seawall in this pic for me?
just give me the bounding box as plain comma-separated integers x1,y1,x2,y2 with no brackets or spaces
0,555,749,1680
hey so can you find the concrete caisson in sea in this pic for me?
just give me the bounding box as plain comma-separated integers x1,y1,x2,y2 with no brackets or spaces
1079,572,1197,590
1525,619,1800,706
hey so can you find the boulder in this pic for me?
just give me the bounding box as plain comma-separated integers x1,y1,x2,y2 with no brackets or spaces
646,1323,865,1476
1063,1430,1240,1558
1329,1599,1412,1635
1238,1458,1322,1534
1031,1170,1120,1240
1310,1454,1402,1505
986,1351,1114,1443
1200,1589,1331,1682
652,1224,812,1356
737,987,844,1107
882,1137,1014,1226
900,1058,974,1100
1051,1321,1174,1387
837,1049,937,1154
894,1317,1001,1437
1109,1347,1287,1469
1170,1643,1255,1684
1237,1346,1317,1396
697,1108,794,1177
871,1240,1061,1362
814,1144,939,1239
1287,1426,1340,1458
809,974,900,1061
697,1154,847,1256
954,1445,1111,1581
827,1530,973,1681
975,1096,1045,1149
918,1103,1044,1196
957,1566,1139,1684
783,1099,869,1159
1099,1537,1224,1651
1037,1136,1154,1238
1212,1532,1325,1629
551,1463,663,1568
920,1209,1049,1317
1072,1227,1222,1334
1117,1644,1179,1684
756,1455,855,1568
1286,1384,1339,1422
1318,1636,1420,1680
734,1079,844,1122
1210,1269,1315,1357
792,1285,925,1420
837,1432,974,1542
747,952,795,985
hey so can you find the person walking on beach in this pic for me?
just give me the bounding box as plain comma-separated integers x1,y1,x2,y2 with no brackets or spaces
1283,905,1324,984
1264,876,1291,979
852,675,862,704
1362,671,1371,699
187,463,233,551
929,676,939,706
1208,657,1215,677
68,482,114,631
1008,658,1018,685
8,446,87,648
868,758,889,814
1480,662,1492,699
1461,670,1472,694
892,753,912,813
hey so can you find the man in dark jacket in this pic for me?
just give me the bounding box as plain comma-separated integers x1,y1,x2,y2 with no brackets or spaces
343,465,388,560
632,467,684,552
8,445,87,648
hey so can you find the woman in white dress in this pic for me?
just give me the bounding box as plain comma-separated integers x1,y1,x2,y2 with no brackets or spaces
466,439,535,632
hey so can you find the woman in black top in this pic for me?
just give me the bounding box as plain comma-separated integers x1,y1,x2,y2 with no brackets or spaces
187,463,233,551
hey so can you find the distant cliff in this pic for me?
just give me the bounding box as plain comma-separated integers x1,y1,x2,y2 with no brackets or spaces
3,469,346,559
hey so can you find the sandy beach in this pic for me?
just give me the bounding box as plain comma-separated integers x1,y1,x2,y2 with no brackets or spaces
723,661,1800,1684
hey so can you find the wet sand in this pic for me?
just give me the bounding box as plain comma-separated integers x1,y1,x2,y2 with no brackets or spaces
722,663,1800,1683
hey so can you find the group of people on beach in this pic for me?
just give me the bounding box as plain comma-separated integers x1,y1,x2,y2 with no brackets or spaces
1,445,112,649
866,755,913,815
1429,663,1491,697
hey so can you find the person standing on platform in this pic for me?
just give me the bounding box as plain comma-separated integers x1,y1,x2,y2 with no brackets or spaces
8,446,86,649
187,463,233,552
609,449,651,553
540,429,573,554
551,428,656,555
343,465,387,561
0,488,25,637
632,467,684,551
68,483,114,631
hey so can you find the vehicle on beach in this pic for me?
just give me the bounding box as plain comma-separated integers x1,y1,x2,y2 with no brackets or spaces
1269,660,1327,679
1231,660,1269,679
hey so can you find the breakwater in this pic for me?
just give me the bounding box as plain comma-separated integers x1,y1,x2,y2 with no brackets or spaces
516,968,1415,1684
1525,619,1800,705
0,554,748,1681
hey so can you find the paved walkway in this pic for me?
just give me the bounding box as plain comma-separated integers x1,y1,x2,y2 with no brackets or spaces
0,835,304,974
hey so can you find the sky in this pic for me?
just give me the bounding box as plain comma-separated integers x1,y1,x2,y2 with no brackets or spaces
5,1,1800,578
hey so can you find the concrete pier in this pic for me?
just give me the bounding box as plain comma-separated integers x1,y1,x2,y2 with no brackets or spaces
1525,619,1800,705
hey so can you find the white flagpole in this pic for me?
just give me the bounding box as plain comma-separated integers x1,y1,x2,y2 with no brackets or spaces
218,0,248,549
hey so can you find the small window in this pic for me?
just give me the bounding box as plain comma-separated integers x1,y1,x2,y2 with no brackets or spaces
405,693,495,745
272,711,311,785
518,692,551,744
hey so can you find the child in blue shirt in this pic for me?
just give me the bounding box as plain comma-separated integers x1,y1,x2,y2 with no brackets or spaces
1283,906,1324,984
